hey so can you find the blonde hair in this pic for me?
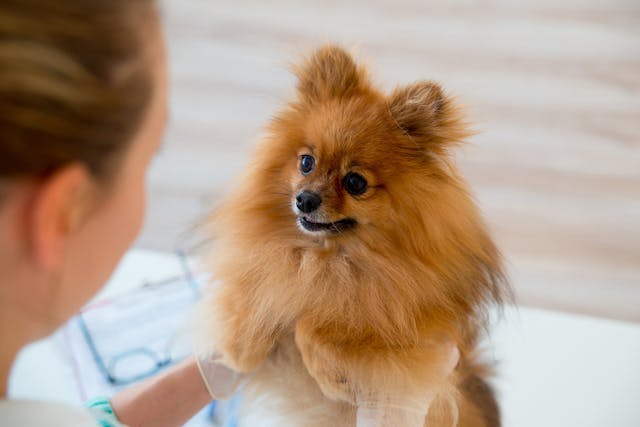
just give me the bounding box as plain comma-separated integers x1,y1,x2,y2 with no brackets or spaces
0,0,157,183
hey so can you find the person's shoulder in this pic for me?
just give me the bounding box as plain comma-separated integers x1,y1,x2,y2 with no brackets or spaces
0,399,97,427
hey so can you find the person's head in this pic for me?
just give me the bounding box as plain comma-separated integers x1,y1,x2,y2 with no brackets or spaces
0,0,167,340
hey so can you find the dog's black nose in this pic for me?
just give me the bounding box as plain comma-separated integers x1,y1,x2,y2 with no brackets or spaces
296,191,322,213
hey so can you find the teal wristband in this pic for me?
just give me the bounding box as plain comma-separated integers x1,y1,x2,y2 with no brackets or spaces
85,397,122,427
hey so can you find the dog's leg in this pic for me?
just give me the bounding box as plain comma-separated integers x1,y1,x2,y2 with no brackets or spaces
294,318,358,403
209,284,282,373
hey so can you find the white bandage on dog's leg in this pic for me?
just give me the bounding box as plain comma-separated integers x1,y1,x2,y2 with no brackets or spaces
196,352,247,400
356,397,433,427
356,344,460,427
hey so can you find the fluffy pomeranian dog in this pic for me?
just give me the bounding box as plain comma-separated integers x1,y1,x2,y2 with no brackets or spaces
198,45,509,427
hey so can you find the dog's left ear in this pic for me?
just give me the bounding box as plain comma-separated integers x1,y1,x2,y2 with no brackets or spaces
294,45,366,103
388,81,468,150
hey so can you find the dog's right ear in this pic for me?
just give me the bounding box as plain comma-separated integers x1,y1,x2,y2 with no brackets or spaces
388,81,470,152
293,45,366,103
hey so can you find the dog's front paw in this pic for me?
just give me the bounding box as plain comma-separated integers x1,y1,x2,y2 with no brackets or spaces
207,287,278,373
219,335,267,373
295,320,357,403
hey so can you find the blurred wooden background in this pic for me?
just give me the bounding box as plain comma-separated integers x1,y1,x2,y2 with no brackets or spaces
140,0,640,322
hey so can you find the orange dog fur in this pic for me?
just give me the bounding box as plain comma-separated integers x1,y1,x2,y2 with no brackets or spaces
198,45,509,427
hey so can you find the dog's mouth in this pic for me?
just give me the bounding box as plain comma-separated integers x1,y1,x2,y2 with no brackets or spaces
297,216,357,234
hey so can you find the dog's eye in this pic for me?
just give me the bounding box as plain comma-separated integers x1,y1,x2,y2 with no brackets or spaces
343,172,368,196
299,155,315,175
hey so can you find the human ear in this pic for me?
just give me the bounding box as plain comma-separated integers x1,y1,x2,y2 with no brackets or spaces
28,163,94,271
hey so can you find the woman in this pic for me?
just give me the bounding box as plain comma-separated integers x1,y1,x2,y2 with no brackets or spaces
0,1,239,426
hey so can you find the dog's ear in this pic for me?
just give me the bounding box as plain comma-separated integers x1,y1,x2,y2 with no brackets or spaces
294,45,365,102
388,81,469,150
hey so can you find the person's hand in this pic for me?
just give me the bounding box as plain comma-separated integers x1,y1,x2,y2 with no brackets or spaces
355,342,460,427
196,351,248,400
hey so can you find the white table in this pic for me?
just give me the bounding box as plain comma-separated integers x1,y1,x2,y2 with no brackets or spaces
8,250,640,426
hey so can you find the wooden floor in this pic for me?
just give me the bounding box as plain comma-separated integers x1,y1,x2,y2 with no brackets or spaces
138,0,640,322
